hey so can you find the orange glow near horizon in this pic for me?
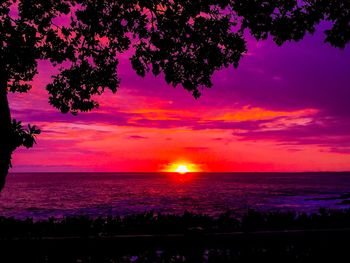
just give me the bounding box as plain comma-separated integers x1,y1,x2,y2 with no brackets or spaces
163,162,201,173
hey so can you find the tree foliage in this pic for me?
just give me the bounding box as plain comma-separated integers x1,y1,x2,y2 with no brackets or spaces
10,120,41,153
2,0,349,107
0,0,349,189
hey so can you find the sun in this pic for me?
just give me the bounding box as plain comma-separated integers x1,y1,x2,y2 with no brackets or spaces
163,162,201,173
175,165,190,174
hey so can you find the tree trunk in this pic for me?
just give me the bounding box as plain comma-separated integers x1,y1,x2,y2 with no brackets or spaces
0,75,11,191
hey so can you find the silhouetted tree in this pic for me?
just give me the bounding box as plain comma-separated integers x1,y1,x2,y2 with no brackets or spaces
0,0,349,190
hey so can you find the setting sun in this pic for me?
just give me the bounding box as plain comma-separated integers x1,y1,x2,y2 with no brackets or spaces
163,162,201,173
175,165,190,174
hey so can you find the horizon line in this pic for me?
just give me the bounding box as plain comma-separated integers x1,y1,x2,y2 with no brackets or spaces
9,171,350,174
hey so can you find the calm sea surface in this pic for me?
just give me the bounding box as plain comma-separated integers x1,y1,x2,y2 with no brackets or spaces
1,172,350,219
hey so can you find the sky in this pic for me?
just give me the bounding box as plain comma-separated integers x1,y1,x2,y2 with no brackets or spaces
9,26,350,173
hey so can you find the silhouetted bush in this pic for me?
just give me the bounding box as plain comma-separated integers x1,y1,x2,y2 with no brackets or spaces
1,209,350,262
1,208,350,238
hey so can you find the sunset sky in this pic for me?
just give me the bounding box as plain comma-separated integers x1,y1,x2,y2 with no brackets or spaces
9,26,350,173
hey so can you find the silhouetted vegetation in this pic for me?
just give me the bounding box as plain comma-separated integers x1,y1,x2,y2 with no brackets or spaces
2,209,350,262
1,0,350,190
2,208,350,237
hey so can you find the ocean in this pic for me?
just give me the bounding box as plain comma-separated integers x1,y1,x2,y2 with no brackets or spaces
1,172,350,219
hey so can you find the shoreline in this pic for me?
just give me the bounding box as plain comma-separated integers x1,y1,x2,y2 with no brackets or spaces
2,214,350,262
2,208,350,236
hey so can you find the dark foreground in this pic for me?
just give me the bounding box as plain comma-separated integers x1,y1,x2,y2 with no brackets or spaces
2,209,350,262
